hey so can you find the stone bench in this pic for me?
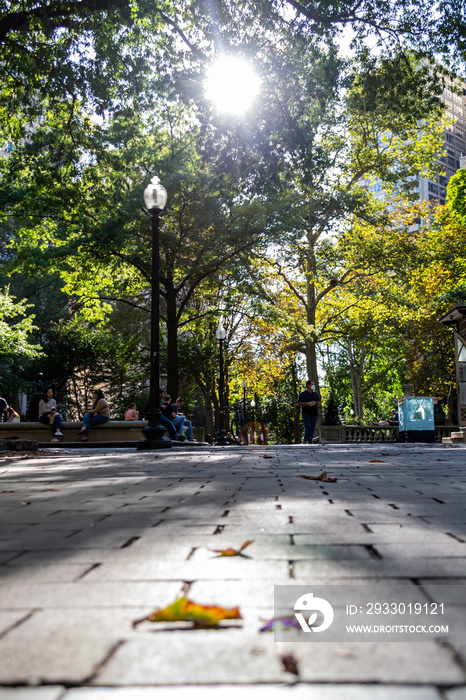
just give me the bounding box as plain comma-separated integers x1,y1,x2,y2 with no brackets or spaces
0,421,205,444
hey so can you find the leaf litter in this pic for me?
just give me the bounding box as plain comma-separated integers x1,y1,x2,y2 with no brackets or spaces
209,540,254,557
133,596,242,629
299,471,337,482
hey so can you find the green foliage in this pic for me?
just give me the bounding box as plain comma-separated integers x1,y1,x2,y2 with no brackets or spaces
0,0,464,432
0,287,41,358
434,401,446,426
321,392,341,425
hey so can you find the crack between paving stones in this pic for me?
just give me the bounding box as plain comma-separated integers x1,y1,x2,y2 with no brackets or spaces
186,547,197,560
85,640,126,685
364,545,382,559
75,563,101,581
65,529,82,539
2,551,25,564
446,532,465,543
0,608,39,640
436,639,466,676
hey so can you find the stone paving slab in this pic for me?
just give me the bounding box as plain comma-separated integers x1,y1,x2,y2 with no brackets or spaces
0,581,182,609
1,444,466,694
0,610,34,636
65,687,445,700
0,689,65,700
0,688,445,700
0,608,148,684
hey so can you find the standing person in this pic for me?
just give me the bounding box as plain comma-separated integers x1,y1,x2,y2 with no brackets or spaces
124,403,139,421
77,389,109,442
38,388,63,441
297,379,321,444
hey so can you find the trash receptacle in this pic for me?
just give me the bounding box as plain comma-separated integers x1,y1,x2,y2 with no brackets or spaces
398,397,435,443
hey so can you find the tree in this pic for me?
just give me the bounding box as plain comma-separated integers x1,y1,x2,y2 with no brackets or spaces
3,102,270,397
0,287,41,356
0,287,42,395
235,43,446,386
1,0,463,116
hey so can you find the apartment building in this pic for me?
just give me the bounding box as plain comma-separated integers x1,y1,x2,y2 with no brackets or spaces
419,74,466,205
362,72,466,206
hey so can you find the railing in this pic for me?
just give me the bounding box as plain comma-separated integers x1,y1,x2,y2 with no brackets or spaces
320,425,459,443
344,426,398,443
435,425,459,442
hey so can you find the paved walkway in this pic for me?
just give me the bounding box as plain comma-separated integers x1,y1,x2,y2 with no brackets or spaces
1,443,466,699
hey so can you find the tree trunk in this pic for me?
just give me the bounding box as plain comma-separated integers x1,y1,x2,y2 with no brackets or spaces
347,341,365,420
305,337,318,385
204,391,214,438
291,360,301,444
165,284,179,399
305,242,319,388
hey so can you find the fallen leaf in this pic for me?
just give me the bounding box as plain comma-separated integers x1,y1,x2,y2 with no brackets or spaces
20,501,31,506
1,490,17,493
280,653,299,676
210,540,254,557
262,455,273,459
259,617,301,632
133,596,242,628
299,471,337,482
369,460,385,463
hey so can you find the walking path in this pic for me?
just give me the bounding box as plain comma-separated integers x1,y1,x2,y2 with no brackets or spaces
1,443,466,699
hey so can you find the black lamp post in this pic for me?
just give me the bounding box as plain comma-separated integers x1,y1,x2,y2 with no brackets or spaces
137,176,172,451
215,321,229,446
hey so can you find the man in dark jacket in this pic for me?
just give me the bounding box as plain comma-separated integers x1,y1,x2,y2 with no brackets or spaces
297,379,321,443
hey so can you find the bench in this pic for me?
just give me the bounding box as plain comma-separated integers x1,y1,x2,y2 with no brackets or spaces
0,421,205,444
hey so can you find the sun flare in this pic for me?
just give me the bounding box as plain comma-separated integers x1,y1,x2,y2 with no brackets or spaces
205,56,260,115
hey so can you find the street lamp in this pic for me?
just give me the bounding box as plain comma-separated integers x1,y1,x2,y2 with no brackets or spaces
137,176,172,451
215,321,229,445
250,398,256,422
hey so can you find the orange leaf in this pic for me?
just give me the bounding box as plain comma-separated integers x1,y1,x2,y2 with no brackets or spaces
210,540,254,556
299,472,337,482
136,596,242,628
369,460,384,463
